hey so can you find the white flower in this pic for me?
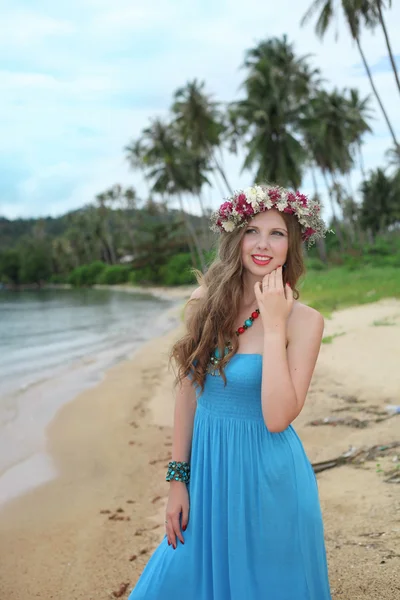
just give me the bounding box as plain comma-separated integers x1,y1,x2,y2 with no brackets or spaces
254,185,267,202
263,197,273,210
222,220,236,232
231,208,239,216
295,205,310,217
276,199,287,212
244,187,259,209
279,190,288,203
244,186,257,200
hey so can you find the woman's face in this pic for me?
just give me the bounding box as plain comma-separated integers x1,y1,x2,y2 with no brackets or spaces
240,209,289,275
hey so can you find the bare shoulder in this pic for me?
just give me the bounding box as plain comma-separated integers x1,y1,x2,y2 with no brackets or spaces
184,285,207,326
189,285,207,301
288,301,324,341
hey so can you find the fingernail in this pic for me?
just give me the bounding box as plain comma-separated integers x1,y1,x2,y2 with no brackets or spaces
168,540,170,545
182,525,187,531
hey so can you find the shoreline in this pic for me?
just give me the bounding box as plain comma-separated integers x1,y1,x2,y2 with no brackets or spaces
0,288,194,509
0,298,399,599
45,282,197,302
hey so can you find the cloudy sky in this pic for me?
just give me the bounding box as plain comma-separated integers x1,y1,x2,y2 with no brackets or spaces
1,0,399,221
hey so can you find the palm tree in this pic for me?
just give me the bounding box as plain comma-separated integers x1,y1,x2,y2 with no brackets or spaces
346,88,373,179
386,145,400,170
234,36,319,188
300,89,359,251
309,164,328,262
360,167,397,236
95,191,117,264
172,79,233,194
301,0,400,150
126,118,207,271
360,1,400,98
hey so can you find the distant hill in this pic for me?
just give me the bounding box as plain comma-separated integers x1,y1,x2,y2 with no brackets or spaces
0,206,205,250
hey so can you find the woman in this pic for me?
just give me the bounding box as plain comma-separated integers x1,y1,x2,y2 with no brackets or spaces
128,184,332,599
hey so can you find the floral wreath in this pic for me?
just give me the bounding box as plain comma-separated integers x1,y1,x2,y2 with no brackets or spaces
209,184,332,248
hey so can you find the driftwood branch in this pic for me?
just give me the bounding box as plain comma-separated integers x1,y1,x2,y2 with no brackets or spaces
312,442,400,475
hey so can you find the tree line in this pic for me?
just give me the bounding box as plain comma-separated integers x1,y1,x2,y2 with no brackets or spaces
1,0,399,287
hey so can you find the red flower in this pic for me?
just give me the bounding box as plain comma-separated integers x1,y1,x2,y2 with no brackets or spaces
295,191,308,207
235,194,253,216
304,227,315,239
268,188,281,201
219,201,233,218
283,207,294,214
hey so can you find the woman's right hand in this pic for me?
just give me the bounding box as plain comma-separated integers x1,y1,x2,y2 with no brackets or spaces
165,480,189,549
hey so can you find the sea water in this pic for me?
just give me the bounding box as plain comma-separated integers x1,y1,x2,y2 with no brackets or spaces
0,287,181,505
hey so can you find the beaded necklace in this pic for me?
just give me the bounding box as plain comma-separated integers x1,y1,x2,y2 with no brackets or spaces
206,308,260,376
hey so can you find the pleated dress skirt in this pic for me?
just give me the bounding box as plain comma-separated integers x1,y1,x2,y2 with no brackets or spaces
128,354,332,600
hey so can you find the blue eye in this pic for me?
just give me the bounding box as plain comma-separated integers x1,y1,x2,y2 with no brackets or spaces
273,231,284,236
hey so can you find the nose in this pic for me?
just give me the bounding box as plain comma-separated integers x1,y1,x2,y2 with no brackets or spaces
256,237,271,251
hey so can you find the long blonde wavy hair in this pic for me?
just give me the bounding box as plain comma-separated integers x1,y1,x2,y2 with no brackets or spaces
169,210,306,393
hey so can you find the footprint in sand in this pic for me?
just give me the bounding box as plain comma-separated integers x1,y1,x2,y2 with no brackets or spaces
112,582,129,598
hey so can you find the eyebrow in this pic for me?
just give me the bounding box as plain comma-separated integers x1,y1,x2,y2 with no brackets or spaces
247,225,288,233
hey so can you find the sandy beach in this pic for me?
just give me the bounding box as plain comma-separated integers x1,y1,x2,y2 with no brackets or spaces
0,294,399,600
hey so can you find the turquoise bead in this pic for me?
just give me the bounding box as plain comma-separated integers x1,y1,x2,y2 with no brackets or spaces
214,348,221,359
245,319,253,327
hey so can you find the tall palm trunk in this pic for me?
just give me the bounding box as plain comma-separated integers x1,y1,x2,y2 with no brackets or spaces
377,2,400,97
197,190,211,247
164,161,207,271
177,194,207,272
213,153,233,195
355,35,400,150
344,173,359,245
310,164,327,263
322,170,346,253
358,142,366,181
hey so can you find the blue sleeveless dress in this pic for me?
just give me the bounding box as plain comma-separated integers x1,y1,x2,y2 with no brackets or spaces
128,354,332,600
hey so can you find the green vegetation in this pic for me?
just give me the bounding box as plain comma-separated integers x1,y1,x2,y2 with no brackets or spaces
1,3,400,295
322,333,347,344
300,263,400,316
372,319,397,327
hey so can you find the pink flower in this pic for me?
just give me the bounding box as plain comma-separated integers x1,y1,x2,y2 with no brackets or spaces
295,192,308,207
304,227,315,239
268,188,281,201
219,201,233,218
283,207,294,214
287,192,296,204
235,193,253,216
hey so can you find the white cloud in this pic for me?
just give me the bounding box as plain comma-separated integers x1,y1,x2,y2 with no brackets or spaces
1,0,400,221
0,10,75,46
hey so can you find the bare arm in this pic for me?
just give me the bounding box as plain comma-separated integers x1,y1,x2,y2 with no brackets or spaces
261,306,324,433
165,287,203,548
170,375,197,463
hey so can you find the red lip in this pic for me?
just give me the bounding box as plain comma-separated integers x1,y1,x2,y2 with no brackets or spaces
252,256,272,266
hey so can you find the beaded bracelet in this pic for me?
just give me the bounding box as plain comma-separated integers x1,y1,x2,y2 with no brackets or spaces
165,461,190,483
